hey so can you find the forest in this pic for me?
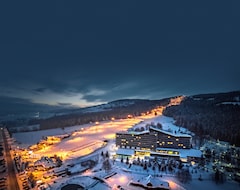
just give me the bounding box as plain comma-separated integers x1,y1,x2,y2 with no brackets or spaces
26,98,171,131
163,91,240,146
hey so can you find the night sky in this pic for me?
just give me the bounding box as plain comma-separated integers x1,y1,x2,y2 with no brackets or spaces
0,1,239,114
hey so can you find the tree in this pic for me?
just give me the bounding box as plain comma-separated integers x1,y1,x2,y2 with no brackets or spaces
102,159,112,173
156,123,162,129
176,169,192,183
137,157,140,164
144,162,147,170
126,157,129,165
105,151,109,158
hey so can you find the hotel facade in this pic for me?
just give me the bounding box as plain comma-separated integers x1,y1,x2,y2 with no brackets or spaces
116,126,192,150
115,126,201,161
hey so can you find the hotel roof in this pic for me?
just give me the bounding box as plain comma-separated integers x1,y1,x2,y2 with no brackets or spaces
116,126,192,138
156,147,202,158
116,130,149,135
149,126,192,138
116,148,135,156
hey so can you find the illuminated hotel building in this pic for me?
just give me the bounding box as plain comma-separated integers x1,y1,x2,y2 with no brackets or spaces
115,126,203,161
116,126,192,151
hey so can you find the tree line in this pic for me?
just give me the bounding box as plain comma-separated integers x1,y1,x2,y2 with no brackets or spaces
163,91,240,146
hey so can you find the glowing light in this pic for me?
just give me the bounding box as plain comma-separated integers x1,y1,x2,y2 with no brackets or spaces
168,180,177,189
103,134,116,139
119,175,127,183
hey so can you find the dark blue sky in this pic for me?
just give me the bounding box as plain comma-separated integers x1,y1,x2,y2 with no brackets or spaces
0,1,239,113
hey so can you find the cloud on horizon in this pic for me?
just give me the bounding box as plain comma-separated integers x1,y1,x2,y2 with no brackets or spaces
0,1,239,114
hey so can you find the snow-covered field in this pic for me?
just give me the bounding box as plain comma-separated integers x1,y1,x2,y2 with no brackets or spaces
11,113,240,190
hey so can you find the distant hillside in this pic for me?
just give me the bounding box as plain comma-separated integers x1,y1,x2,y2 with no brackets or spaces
163,91,240,146
19,98,172,131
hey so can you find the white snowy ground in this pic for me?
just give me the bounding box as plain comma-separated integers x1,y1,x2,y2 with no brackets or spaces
103,160,240,190
12,114,240,190
132,115,193,135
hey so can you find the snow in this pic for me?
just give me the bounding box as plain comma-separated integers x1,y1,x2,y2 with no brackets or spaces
132,115,192,136
12,122,95,146
68,164,88,174
81,100,136,113
207,98,215,101
13,115,192,149
193,98,202,101
149,126,191,138
52,176,110,190
81,106,111,113
156,148,202,158
139,174,169,186
184,178,240,190
219,102,240,105
116,148,135,156
10,113,240,190
234,96,240,102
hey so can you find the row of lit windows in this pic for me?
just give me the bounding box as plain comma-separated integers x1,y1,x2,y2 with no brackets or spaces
119,139,188,147
117,134,190,148
156,150,179,155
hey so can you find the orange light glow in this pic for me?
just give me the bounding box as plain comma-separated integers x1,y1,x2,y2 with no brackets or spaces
119,176,127,183
168,180,177,189
103,134,115,139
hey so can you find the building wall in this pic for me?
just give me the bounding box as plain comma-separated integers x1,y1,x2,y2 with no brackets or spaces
149,128,191,149
116,132,157,150
116,127,191,151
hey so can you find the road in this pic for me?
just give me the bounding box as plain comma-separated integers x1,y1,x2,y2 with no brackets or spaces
1,129,20,190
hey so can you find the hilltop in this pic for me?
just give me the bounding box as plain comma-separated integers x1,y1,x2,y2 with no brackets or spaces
163,91,240,146
4,91,240,147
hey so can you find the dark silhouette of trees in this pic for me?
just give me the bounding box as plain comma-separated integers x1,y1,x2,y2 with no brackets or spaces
11,98,171,133
163,91,240,146
176,168,192,183
102,158,112,173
